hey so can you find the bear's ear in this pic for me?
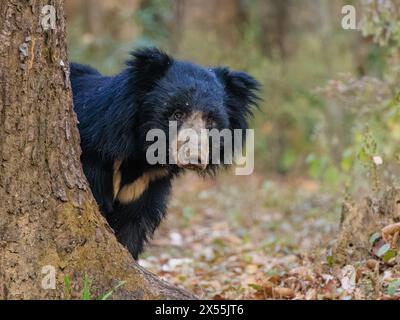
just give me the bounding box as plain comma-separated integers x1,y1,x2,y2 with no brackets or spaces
213,67,261,130
127,48,173,95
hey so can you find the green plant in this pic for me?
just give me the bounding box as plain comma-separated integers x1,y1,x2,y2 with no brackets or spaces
82,273,91,300
64,274,71,300
388,279,400,297
97,281,127,301
63,273,126,300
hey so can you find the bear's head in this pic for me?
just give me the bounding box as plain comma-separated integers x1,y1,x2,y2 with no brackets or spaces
128,48,260,175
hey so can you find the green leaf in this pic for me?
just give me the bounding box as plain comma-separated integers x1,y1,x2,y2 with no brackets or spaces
265,269,279,277
98,281,126,301
248,283,263,292
377,243,391,257
82,273,91,301
388,280,400,297
243,254,252,264
64,274,71,299
326,255,334,267
383,250,397,263
183,207,194,225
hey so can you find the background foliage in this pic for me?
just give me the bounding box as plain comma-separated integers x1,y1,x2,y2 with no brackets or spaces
66,0,400,299
67,0,400,194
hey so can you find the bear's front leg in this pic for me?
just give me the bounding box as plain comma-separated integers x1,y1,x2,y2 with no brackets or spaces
108,179,172,259
114,218,148,260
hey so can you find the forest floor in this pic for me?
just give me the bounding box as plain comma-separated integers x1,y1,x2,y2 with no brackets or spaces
140,172,400,300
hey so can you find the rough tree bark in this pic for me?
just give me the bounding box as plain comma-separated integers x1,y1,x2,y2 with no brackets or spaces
334,189,400,265
0,0,195,300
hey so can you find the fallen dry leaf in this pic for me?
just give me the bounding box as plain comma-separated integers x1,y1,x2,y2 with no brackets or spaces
140,174,400,300
289,266,315,281
382,223,400,249
273,287,295,299
366,259,379,270
341,265,357,293
305,288,318,300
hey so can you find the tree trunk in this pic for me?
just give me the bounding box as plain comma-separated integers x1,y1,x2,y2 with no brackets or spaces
258,0,291,60
67,0,142,40
170,0,244,56
0,0,194,300
334,189,400,265
83,0,104,35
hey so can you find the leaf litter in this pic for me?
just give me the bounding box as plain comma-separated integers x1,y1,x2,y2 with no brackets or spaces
139,173,400,300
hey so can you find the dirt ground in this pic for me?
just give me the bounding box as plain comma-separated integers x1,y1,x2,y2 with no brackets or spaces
139,172,400,300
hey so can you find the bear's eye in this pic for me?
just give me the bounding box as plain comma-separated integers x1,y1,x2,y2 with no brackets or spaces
173,110,184,121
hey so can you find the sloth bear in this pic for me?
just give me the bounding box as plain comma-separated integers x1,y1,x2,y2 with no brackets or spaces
70,48,260,259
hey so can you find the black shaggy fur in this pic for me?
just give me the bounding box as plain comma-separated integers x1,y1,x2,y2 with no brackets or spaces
70,48,260,259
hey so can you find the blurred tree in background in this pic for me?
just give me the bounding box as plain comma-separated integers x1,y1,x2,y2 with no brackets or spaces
66,0,399,194
319,0,400,195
